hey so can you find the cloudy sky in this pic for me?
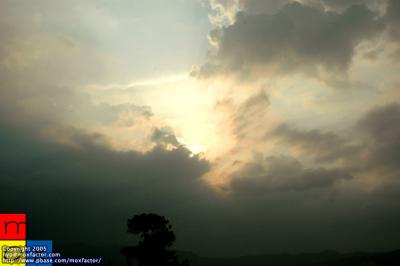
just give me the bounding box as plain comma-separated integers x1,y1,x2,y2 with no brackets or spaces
1,0,400,257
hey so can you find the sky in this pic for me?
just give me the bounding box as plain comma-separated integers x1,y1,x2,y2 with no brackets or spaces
1,0,400,257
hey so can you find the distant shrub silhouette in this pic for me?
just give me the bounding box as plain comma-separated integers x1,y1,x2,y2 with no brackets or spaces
121,213,189,266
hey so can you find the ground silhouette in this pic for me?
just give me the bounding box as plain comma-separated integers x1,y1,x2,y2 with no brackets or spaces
121,213,189,266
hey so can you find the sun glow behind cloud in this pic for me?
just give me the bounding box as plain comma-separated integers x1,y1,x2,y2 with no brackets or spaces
83,73,237,162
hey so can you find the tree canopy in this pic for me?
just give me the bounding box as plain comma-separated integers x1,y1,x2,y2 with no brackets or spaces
121,213,189,266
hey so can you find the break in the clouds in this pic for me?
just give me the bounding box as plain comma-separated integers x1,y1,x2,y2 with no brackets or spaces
1,0,400,257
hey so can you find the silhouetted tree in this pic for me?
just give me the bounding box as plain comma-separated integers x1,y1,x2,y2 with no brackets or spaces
121,213,189,266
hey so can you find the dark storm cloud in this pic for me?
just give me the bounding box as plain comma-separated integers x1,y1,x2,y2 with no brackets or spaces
385,0,400,39
269,124,362,163
151,127,181,148
0,122,210,245
384,0,400,59
230,155,352,193
263,102,400,182
238,0,291,15
357,102,400,173
195,1,384,81
320,0,375,10
237,0,381,14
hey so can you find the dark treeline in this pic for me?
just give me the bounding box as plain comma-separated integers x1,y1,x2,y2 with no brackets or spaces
55,213,400,266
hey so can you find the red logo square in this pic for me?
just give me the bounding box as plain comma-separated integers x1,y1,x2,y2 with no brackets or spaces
0,214,26,240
